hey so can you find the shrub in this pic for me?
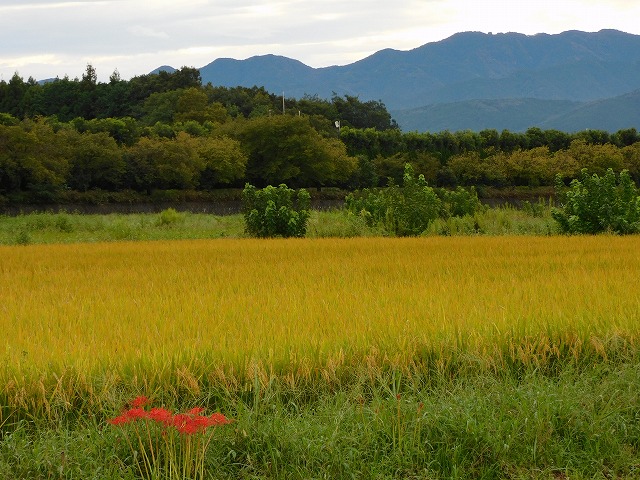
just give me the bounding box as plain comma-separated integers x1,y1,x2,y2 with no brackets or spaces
346,164,480,236
156,207,183,227
346,164,441,236
437,186,482,218
242,183,311,238
552,168,640,234
385,164,442,236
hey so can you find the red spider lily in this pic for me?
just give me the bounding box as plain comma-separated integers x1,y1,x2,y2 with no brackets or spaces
148,407,173,425
108,398,232,434
206,412,232,426
129,396,150,408
108,413,133,425
169,411,232,434
171,414,205,435
108,398,233,479
125,407,149,420
170,413,191,431
176,418,202,435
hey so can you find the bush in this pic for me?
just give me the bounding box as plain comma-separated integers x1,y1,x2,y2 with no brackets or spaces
552,168,640,234
346,164,441,236
242,183,311,238
156,207,183,227
437,186,482,218
386,164,442,236
346,164,481,236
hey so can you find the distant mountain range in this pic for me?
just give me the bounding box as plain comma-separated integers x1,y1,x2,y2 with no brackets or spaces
392,89,640,132
155,29,640,132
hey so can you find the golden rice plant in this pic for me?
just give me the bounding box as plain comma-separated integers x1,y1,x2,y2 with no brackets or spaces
2,236,639,416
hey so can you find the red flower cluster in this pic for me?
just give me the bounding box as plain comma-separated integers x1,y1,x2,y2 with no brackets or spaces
108,397,232,435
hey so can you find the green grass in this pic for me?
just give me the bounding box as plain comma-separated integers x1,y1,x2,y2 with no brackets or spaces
2,360,639,479
0,210,245,245
0,204,557,245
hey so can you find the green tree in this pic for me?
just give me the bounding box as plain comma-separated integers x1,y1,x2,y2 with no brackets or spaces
0,73,28,117
346,164,442,236
332,94,398,130
142,90,181,125
622,142,640,183
612,128,640,148
0,119,70,199
124,134,203,192
155,133,203,189
564,140,624,176
239,115,357,187
193,136,247,188
64,130,124,191
175,88,229,124
38,76,82,121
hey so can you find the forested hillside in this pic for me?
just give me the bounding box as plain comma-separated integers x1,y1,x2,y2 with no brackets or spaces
1,66,640,206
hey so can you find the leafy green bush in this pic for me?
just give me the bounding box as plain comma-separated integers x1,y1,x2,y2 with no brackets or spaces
437,186,482,218
242,183,311,238
385,164,442,236
552,168,640,234
346,164,481,236
156,207,183,227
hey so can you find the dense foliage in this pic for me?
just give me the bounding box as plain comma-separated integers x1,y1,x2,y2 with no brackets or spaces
346,164,481,236
552,168,640,234
0,66,397,129
1,66,640,206
242,183,311,238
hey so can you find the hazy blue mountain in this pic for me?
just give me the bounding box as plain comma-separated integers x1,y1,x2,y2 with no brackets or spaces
149,65,177,75
392,90,640,133
391,99,583,132
316,30,640,109
540,89,640,132
154,29,640,131
199,55,318,96
191,30,640,106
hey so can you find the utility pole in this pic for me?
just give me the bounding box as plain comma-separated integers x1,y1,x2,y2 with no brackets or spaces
282,92,285,114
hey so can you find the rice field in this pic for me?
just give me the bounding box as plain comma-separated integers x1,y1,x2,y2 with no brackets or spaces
2,235,639,419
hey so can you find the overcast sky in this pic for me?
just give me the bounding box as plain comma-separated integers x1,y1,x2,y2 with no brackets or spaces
2,0,640,82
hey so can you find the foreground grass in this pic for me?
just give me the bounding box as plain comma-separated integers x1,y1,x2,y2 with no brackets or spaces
2,362,639,479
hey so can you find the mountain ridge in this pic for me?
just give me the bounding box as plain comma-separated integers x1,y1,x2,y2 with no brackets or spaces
153,29,640,132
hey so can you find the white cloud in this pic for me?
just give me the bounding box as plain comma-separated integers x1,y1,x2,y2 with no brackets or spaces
128,26,169,39
0,1,113,12
1,0,639,82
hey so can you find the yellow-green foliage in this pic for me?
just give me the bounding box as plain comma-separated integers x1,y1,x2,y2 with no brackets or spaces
2,237,639,414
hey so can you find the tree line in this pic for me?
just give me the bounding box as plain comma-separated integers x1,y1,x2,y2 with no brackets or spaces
345,131,640,189
0,115,357,203
1,65,640,204
0,65,395,130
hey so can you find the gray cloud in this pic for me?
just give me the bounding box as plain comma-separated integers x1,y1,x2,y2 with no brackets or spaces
1,0,638,82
